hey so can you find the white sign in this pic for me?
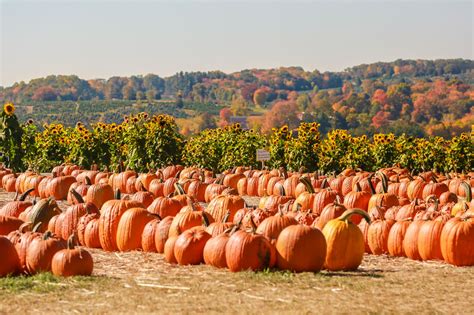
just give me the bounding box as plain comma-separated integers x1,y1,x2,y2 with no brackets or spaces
256,149,270,161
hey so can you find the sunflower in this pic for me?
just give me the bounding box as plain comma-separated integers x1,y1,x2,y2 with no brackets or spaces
309,127,317,133
281,125,289,133
27,119,34,124
3,103,15,116
132,117,139,123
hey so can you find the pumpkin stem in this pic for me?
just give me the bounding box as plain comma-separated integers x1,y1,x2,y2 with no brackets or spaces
278,184,286,196
70,188,85,204
19,188,35,201
377,172,389,193
431,175,438,183
13,191,18,201
114,189,121,200
367,175,376,195
222,210,231,223
248,215,258,233
299,177,314,194
43,230,53,240
67,234,76,249
355,182,362,192
339,209,371,225
18,222,33,233
461,182,472,202
140,180,148,192
202,211,210,227
32,222,42,232
321,178,328,189
84,176,92,185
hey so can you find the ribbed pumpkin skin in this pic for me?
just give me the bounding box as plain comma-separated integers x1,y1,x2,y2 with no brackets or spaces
47,176,76,200
205,222,233,237
13,230,42,274
168,210,213,238
225,230,275,272
174,229,211,265
322,216,365,271
368,219,395,255
314,203,346,230
255,214,297,244
343,192,371,224
0,216,24,236
84,218,101,248
51,247,93,277
141,219,160,252
26,234,66,274
206,195,245,223
440,217,474,266
131,192,154,208
417,220,444,261
403,221,424,261
86,183,114,209
116,208,153,251
61,203,99,241
276,225,326,272
98,200,143,251
155,217,174,253
387,221,410,257
203,233,230,268
77,213,99,246
313,189,338,215
0,236,20,276
164,236,178,264
0,201,33,218
147,197,181,218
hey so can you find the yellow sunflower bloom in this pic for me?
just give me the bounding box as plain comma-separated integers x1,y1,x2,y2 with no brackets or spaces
4,103,15,115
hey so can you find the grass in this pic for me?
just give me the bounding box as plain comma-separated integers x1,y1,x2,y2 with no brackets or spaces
0,273,109,294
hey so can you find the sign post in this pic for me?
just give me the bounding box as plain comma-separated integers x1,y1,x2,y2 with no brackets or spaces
256,149,270,169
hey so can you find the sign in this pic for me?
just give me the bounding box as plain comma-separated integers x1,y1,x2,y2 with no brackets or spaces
256,149,270,161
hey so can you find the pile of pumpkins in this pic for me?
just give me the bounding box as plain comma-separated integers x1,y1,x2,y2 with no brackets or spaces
0,164,473,277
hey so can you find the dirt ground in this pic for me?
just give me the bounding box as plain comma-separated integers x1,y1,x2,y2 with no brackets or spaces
1,191,473,314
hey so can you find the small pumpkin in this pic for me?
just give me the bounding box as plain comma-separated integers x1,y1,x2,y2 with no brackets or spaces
51,235,93,276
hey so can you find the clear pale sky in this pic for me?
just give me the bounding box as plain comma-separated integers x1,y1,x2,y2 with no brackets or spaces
0,0,472,87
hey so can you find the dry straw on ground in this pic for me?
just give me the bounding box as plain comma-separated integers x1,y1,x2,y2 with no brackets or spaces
0,191,473,314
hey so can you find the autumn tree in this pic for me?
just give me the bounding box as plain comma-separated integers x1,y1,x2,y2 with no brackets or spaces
262,100,300,133
253,88,267,107
230,97,250,116
32,86,58,101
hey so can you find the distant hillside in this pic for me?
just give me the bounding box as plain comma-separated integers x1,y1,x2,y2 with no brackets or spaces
1,59,473,138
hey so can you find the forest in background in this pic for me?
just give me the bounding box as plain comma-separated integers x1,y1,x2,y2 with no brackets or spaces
1,59,473,138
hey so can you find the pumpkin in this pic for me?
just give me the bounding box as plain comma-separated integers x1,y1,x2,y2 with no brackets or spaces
67,176,91,204
168,204,214,237
387,220,411,257
148,179,165,197
203,232,230,268
291,177,317,212
76,209,100,247
164,236,179,264
422,176,449,199
206,193,245,223
26,198,62,232
61,189,99,241
154,216,174,253
0,236,20,276
47,175,76,200
0,215,24,236
131,191,154,208
451,182,472,217
147,196,182,218
276,224,326,272
26,231,66,274
116,208,154,251
313,188,338,215
141,217,161,252
10,223,43,274
0,188,34,218
367,214,395,255
174,228,211,265
417,219,444,261
313,198,346,230
407,177,426,200
85,182,114,209
256,207,297,244
322,209,371,271
98,191,144,251
225,223,275,272
343,181,371,224
440,216,474,266
84,218,101,248
205,211,233,237
51,236,93,277
402,220,424,260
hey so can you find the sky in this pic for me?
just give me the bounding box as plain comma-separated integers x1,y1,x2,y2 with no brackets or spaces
0,0,472,87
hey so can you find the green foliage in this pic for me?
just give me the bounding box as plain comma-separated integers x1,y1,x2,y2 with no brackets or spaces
0,103,24,171
184,124,267,172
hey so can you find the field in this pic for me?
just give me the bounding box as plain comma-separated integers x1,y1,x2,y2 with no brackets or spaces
0,190,472,314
